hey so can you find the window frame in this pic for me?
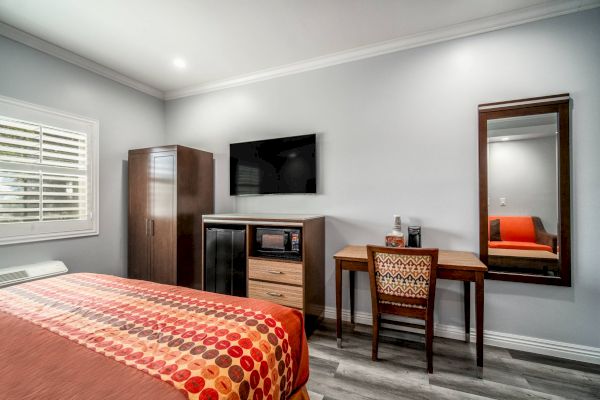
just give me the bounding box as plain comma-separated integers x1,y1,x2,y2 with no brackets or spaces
0,95,99,245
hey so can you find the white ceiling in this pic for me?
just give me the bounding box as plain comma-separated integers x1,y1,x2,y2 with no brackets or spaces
0,0,598,99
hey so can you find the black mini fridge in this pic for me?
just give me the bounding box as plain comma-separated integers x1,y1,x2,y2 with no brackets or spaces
204,227,246,297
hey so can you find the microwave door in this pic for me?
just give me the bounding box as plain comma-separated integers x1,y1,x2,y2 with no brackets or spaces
260,232,286,251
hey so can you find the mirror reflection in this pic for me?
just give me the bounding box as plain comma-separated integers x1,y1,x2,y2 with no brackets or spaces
487,113,559,276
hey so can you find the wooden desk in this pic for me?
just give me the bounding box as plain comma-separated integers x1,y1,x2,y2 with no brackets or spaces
334,245,487,374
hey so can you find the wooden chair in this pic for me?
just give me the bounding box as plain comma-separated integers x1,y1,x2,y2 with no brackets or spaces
367,245,439,373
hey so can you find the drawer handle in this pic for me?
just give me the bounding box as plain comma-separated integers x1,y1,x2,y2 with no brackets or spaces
266,291,283,297
267,270,283,274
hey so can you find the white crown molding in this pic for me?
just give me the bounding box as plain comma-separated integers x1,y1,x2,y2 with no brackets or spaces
165,0,600,100
0,22,164,99
2,1,599,101
324,307,600,365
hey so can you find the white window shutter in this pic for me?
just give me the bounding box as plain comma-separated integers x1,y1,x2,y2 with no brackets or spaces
41,127,87,169
0,119,41,164
42,174,87,221
0,95,99,245
0,118,90,225
0,170,40,223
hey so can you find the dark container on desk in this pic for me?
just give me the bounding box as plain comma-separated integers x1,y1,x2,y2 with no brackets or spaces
407,226,422,248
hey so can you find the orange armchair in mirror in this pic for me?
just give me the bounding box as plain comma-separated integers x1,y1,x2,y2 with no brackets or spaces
488,216,557,254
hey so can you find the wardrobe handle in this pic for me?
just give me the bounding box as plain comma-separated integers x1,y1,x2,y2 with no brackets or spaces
145,219,149,236
150,219,155,236
266,291,282,297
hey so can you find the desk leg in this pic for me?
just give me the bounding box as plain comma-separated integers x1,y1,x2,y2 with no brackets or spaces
464,281,471,343
349,270,355,325
475,272,484,378
336,259,343,348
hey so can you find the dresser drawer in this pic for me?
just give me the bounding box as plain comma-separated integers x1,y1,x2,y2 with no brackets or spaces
248,280,303,309
248,258,303,286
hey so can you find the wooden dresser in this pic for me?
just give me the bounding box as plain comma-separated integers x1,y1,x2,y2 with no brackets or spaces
202,214,325,334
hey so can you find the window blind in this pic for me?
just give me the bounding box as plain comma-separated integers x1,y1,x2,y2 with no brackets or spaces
0,118,88,224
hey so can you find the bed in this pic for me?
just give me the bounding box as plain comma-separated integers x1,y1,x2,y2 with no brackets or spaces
0,273,310,400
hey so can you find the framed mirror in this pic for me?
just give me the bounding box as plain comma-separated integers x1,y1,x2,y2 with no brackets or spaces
478,94,571,286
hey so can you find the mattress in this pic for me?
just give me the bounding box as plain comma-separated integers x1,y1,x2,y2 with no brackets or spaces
0,273,309,400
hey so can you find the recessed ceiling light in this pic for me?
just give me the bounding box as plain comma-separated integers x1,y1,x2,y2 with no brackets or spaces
501,137,510,141
173,58,186,69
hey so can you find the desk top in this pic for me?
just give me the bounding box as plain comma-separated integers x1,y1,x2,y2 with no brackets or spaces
334,245,487,272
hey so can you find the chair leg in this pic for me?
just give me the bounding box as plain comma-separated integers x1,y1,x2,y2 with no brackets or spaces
372,313,380,361
426,317,433,373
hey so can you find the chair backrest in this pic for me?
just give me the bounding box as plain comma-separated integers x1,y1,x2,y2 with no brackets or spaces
488,216,536,242
367,246,439,312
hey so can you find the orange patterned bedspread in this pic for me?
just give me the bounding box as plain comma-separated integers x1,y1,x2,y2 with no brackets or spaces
0,273,309,400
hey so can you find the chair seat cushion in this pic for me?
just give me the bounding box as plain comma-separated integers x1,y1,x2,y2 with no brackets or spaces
489,240,553,252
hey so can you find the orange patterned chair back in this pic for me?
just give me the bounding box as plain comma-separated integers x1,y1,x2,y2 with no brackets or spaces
367,246,439,312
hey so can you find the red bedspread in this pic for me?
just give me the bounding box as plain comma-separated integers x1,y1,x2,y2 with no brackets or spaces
0,273,309,400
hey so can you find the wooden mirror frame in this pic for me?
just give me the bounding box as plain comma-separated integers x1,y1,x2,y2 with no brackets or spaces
478,94,571,286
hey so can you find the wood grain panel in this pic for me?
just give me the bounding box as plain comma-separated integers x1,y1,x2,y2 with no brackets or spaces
177,146,214,289
127,151,150,281
248,280,303,309
248,258,303,286
303,217,325,334
308,320,600,400
150,151,177,285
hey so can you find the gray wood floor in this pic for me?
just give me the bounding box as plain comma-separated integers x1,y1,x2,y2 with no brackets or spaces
306,320,600,400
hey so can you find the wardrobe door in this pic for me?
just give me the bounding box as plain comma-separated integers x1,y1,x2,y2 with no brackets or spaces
149,151,177,285
128,151,150,280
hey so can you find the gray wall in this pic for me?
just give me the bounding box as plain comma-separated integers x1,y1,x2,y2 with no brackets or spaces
489,136,558,234
0,35,165,277
165,9,600,348
1,8,598,350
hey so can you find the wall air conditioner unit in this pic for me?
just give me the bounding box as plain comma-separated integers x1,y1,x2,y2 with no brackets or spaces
0,261,68,288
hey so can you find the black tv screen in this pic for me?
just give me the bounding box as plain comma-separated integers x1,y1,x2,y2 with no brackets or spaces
230,134,316,195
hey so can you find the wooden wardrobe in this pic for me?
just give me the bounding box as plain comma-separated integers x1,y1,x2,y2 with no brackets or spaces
128,145,213,289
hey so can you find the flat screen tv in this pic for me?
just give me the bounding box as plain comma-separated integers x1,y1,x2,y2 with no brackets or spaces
230,134,316,195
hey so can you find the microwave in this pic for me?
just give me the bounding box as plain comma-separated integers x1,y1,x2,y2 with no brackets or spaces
255,227,301,260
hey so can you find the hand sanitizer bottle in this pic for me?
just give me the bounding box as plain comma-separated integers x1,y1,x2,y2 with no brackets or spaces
385,215,405,248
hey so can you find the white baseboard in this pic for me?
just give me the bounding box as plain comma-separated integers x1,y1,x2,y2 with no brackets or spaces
323,306,600,365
